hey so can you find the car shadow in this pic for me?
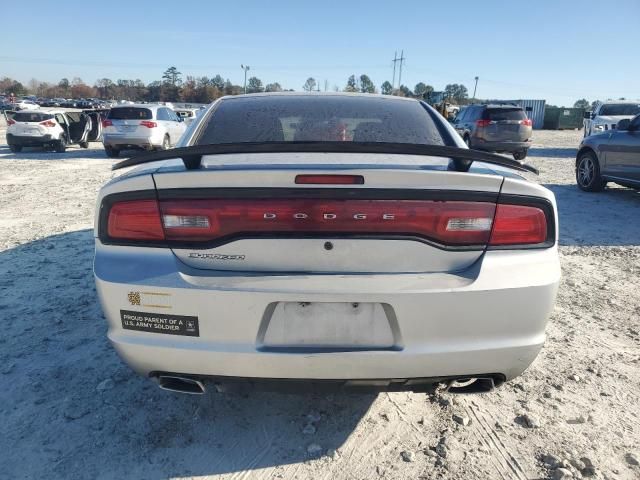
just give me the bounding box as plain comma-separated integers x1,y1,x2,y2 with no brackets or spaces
0,144,109,160
528,147,577,158
544,184,640,247
1,230,377,479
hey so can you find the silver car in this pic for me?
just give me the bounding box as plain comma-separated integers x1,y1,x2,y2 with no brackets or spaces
94,93,560,395
102,104,187,158
576,114,640,191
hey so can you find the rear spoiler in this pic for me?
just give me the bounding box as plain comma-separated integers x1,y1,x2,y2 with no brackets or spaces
111,142,539,175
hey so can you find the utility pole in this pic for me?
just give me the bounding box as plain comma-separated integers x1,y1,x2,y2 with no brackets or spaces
324,79,328,92
391,51,398,89
397,50,406,88
473,76,479,100
241,64,250,94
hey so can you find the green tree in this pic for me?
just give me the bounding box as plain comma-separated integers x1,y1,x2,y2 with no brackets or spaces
265,82,283,92
303,77,317,91
381,81,393,95
399,85,412,97
162,66,182,86
246,76,264,93
344,75,358,92
211,74,225,90
573,99,590,109
359,75,375,93
444,83,469,103
414,82,434,99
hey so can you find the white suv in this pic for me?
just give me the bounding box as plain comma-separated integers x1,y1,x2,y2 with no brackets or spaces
584,100,640,137
101,104,187,158
6,110,100,153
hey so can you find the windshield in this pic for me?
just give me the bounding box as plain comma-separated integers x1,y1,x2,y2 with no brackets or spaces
13,112,54,123
107,107,153,120
599,104,640,116
196,95,448,146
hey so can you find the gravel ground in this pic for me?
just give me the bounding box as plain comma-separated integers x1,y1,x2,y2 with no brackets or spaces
1,129,639,480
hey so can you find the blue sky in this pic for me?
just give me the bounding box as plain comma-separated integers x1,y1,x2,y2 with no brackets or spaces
3,0,638,106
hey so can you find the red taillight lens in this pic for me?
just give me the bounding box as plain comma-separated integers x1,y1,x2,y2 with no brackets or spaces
7,119,15,126
158,199,497,246
520,118,533,127
476,119,492,127
489,204,547,246
40,120,56,127
140,121,157,128
295,174,364,185
107,200,165,240
102,119,113,127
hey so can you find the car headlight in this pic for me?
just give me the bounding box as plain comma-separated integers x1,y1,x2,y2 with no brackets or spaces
593,124,605,131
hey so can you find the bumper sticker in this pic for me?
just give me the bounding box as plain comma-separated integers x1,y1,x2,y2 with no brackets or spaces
120,310,199,337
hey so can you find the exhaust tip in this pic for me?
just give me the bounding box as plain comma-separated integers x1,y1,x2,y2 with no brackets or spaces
157,375,205,395
446,377,496,394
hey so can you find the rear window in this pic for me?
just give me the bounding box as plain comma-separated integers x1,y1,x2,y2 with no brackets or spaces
108,107,153,120
13,112,54,123
599,104,640,116
484,108,526,121
196,96,447,146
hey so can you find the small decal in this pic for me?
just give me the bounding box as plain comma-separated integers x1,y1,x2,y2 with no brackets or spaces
127,291,141,306
188,253,246,261
120,310,199,337
127,291,171,309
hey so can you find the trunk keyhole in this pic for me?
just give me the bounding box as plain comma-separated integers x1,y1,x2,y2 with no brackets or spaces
324,242,333,251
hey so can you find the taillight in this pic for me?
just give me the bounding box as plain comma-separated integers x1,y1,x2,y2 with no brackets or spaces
520,118,533,127
140,121,157,128
158,199,497,246
295,174,364,185
7,119,15,126
102,119,113,127
475,119,492,127
107,200,164,240
102,196,551,249
489,204,547,246
40,120,56,127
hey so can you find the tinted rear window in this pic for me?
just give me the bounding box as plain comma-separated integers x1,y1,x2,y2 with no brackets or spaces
13,112,54,123
484,108,526,121
108,107,153,120
599,104,640,116
197,96,447,145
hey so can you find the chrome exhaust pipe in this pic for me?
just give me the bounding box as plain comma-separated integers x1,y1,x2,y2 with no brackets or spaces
157,375,206,395
446,377,496,394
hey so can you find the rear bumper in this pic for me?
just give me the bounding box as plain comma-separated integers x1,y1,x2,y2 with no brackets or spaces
95,242,560,384
102,134,160,149
472,139,531,153
6,133,54,146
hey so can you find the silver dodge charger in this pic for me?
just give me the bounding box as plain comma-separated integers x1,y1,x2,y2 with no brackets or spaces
94,93,560,395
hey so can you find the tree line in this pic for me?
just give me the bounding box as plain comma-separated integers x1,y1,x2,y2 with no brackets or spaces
1,66,476,105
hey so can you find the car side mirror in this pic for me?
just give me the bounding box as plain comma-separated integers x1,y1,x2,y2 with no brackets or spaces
616,119,631,131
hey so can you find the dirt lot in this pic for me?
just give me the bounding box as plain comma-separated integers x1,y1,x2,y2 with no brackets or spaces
1,129,639,480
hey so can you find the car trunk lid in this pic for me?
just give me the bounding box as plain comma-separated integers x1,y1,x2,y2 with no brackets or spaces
150,152,504,274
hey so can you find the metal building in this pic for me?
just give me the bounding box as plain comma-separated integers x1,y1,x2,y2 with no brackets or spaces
485,99,546,129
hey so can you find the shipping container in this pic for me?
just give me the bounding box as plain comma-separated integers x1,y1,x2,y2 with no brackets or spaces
543,107,585,130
